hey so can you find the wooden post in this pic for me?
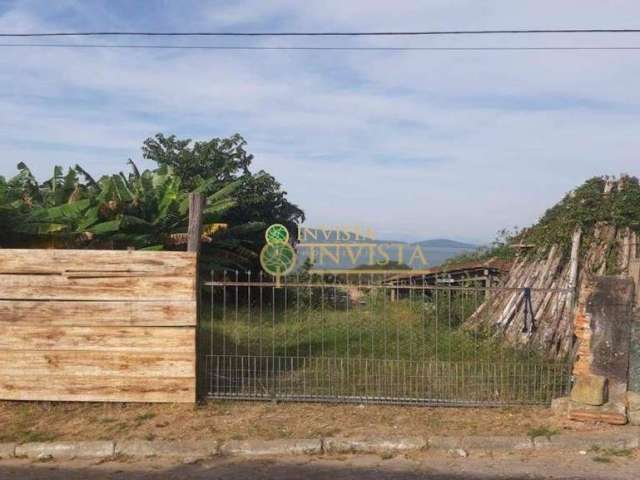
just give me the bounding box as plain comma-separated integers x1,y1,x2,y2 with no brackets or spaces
187,192,205,253
187,192,205,401
566,227,582,311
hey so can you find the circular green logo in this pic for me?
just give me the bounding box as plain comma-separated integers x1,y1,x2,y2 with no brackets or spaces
265,224,289,244
260,242,296,276
261,224,296,277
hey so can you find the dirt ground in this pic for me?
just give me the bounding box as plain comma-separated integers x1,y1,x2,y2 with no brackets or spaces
0,400,625,444
2,450,640,480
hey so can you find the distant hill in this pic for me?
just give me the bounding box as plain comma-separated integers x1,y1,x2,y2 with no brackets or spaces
415,238,477,249
295,228,478,269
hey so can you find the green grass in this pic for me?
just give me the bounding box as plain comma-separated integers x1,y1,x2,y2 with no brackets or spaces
202,293,538,363
134,412,156,426
527,426,558,441
0,425,58,443
589,446,633,464
0,404,59,443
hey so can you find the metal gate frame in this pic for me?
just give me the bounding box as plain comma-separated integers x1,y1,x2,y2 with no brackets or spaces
200,271,571,406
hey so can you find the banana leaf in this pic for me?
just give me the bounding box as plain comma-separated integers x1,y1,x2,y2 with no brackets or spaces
89,219,122,234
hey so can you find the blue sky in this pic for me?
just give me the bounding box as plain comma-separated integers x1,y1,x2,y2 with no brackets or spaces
1,1,640,243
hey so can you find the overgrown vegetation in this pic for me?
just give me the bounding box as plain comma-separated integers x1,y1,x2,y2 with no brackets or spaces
521,175,640,254
0,133,304,270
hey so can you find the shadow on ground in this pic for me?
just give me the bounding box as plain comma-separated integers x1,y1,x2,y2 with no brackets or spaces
0,455,628,480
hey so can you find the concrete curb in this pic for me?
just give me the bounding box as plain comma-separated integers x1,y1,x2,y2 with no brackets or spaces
220,439,322,456
0,443,16,459
533,431,640,450
14,441,114,460
323,437,427,454
1,430,638,461
115,440,219,460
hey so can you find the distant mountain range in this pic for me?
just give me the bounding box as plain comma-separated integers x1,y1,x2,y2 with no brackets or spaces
295,228,478,270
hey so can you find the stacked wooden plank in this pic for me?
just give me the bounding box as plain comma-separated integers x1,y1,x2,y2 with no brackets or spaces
0,249,197,403
466,224,638,360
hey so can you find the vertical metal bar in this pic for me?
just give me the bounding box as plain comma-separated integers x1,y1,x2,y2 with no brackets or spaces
259,271,264,357
296,272,301,358
240,351,245,394
302,356,307,398
358,273,363,359
247,271,251,357
235,270,239,357
215,355,220,396
333,274,338,358
277,356,281,400
272,279,276,398
222,270,227,357
307,274,312,358
370,273,375,360
447,287,452,362
284,274,288,358
230,272,237,394
209,269,214,395
364,358,369,399
421,275,426,360
346,273,351,360
396,282,400,362
402,359,407,400
383,281,388,359
321,272,325,358
252,355,257,398
409,275,414,361
435,281,439,362
533,362,538,403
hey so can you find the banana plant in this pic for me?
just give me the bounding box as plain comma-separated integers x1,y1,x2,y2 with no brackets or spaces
0,162,264,269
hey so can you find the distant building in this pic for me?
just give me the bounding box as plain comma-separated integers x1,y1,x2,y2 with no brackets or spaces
385,256,512,288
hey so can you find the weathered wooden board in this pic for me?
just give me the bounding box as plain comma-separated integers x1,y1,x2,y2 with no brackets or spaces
0,375,195,403
0,248,198,403
0,274,194,301
0,326,195,352
0,249,196,276
0,300,196,326
0,351,195,377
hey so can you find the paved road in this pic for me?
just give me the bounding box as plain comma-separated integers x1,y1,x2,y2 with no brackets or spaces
1,450,639,479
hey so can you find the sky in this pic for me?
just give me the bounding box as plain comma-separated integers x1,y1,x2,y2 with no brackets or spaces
1,1,640,244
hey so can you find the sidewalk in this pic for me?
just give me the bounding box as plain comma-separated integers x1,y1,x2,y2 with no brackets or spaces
1,428,638,462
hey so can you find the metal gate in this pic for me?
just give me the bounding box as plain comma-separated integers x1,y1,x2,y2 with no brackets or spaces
201,272,571,406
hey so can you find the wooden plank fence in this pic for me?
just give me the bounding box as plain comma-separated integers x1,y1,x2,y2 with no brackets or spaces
0,249,197,403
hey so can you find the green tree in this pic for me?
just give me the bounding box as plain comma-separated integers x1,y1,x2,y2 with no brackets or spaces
141,133,305,269
142,133,252,191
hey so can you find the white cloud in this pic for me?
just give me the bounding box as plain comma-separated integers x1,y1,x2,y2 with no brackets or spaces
1,1,640,242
